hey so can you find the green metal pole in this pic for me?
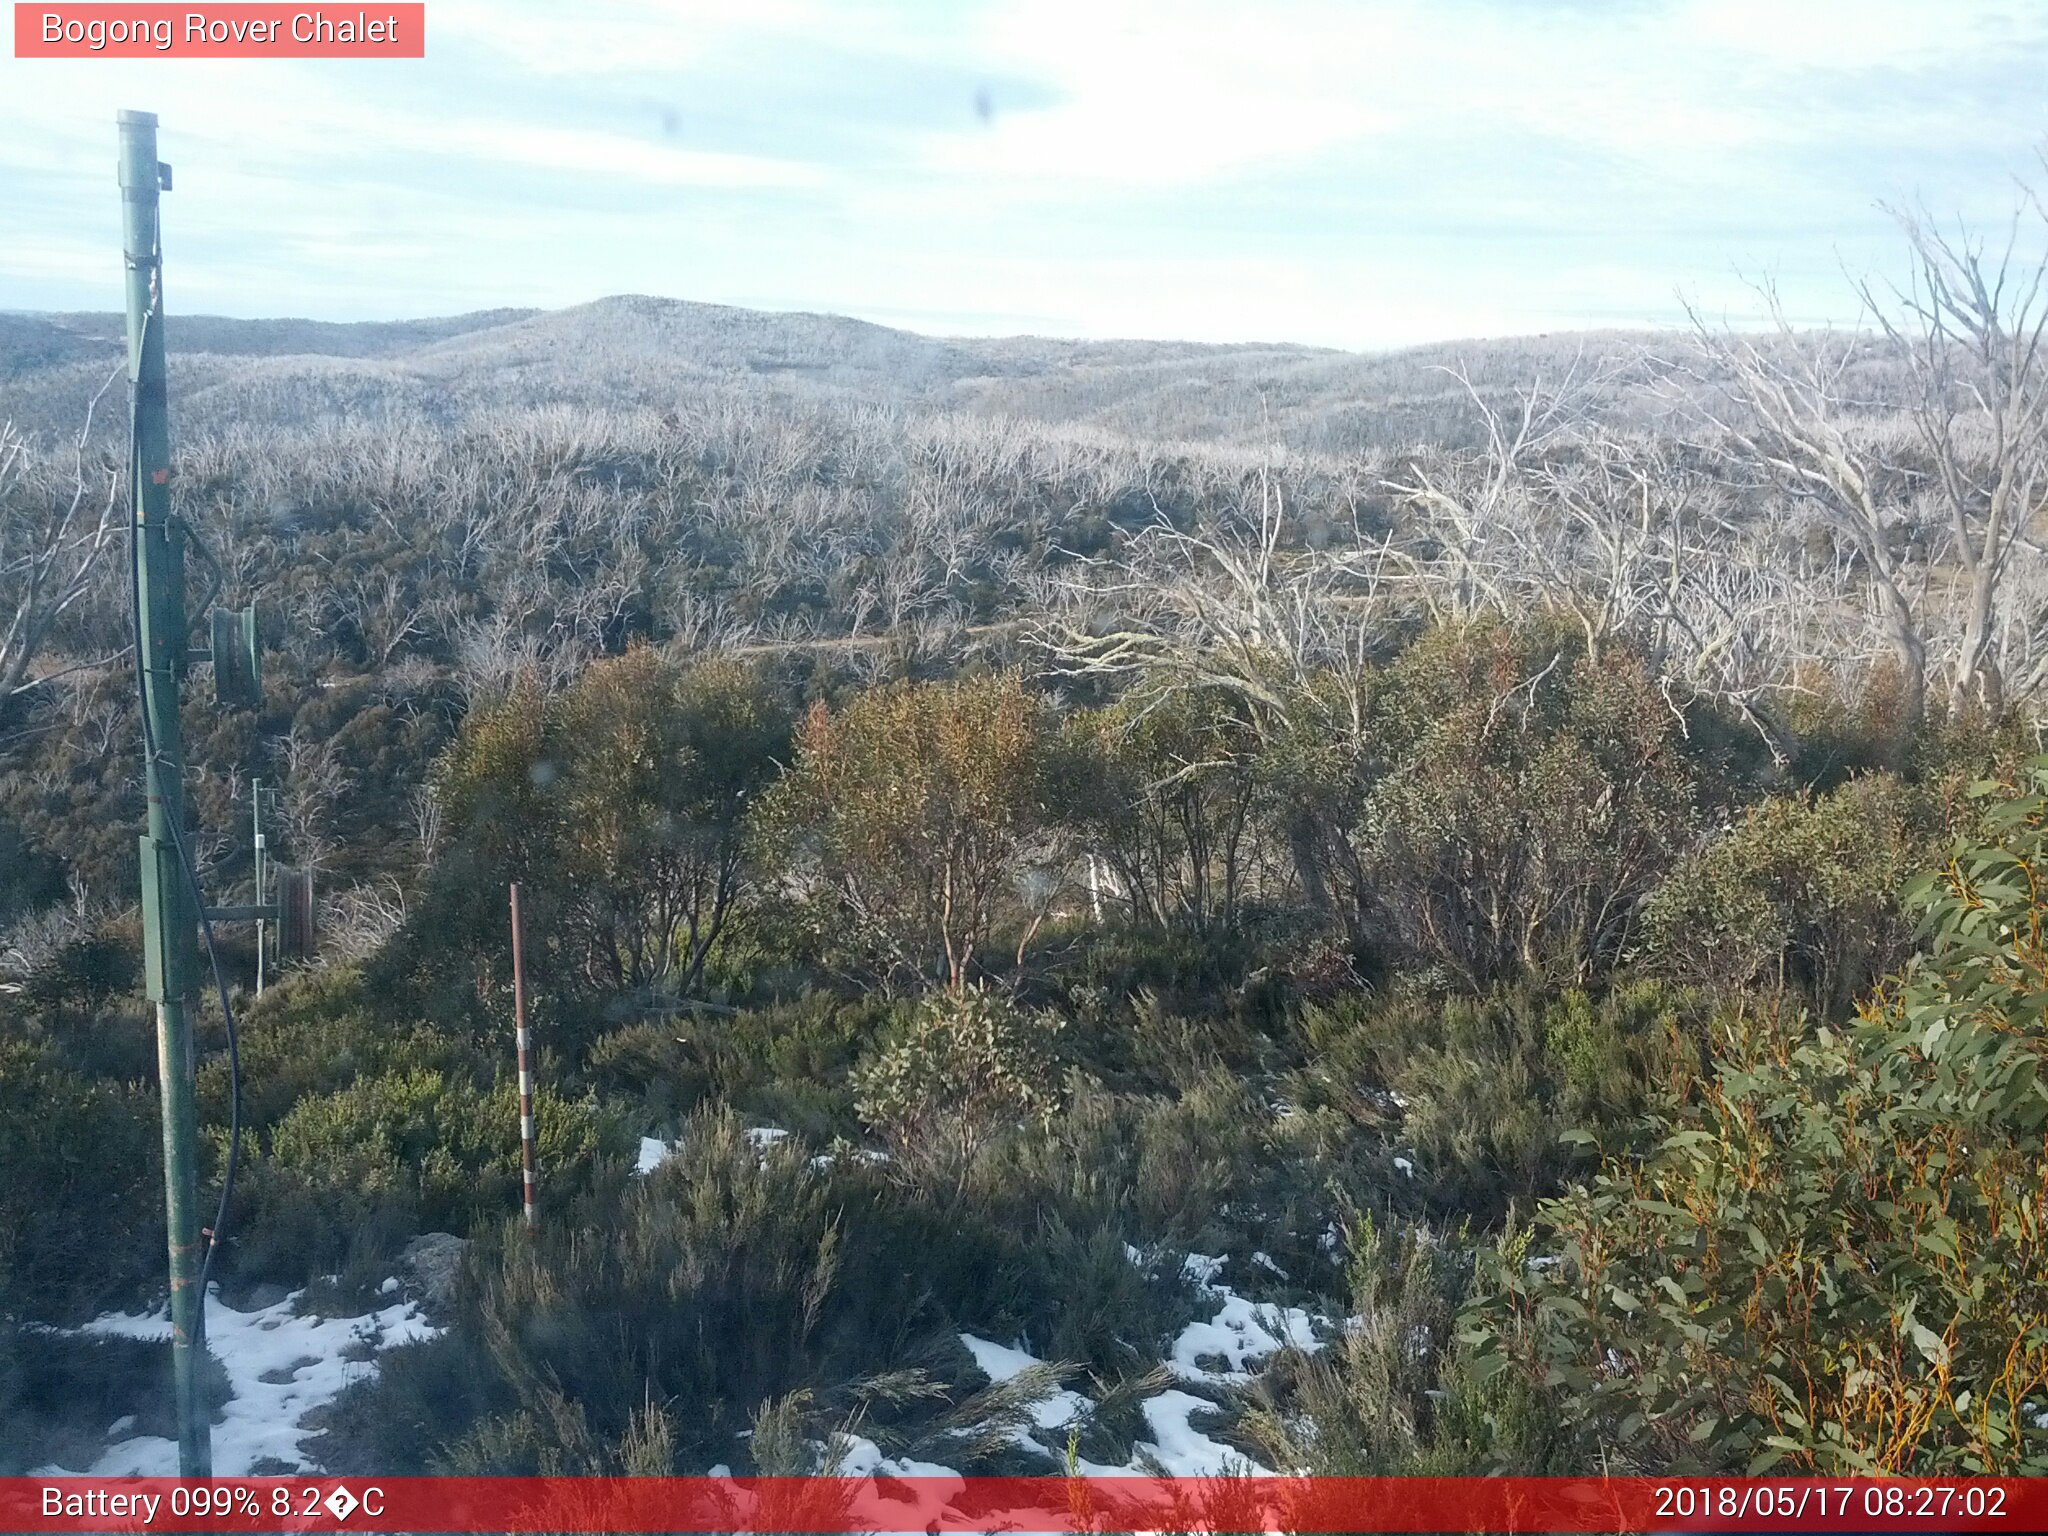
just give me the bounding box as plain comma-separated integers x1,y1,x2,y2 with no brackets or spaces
253,778,266,997
119,107,212,1480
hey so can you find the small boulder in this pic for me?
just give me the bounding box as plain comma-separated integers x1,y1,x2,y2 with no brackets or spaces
396,1232,468,1316
218,1281,290,1314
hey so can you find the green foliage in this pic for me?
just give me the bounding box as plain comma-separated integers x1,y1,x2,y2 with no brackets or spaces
1062,691,1261,933
1051,921,1290,1064
0,1327,219,1475
227,1065,630,1283
321,1108,1013,1475
0,1039,161,1321
1464,761,2048,1473
12,933,138,1032
760,673,1062,990
0,812,64,928
586,988,896,1142
1283,982,1695,1222
387,650,789,1031
196,967,480,1135
853,987,1067,1200
1642,773,1933,1015
1245,1215,1561,1475
1353,623,1697,988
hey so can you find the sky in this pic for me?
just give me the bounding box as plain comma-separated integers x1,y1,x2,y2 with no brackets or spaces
3,0,2047,349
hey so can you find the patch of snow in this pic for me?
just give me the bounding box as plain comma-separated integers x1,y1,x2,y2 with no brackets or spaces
1393,1155,1415,1177
959,1333,1040,1383
42,1282,440,1475
1251,1251,1289,1280
1137,1390,1269,1476
959,1334,1089,1433
636,1135,671,1174
745,1127,789,1148
1169,1289,1321,1385
833,1433,964,1481
1181,1252,1227,1288
377,1277,399,1296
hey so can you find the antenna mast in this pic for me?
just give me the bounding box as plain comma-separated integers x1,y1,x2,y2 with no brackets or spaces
118,106,211,1479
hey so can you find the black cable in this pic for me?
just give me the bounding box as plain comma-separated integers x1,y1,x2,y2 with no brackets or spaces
126,251,242,1299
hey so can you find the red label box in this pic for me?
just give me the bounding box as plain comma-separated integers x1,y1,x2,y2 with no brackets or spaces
13,3,425,57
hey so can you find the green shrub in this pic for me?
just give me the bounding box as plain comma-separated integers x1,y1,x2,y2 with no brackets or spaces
0,1328,225,1475
853,987,1066,1200
0,1039,161,1321
1464,761,2048,1473
227,1066,631,1283
1354,624,1697,989
13,932,138,1032
1641,773,1932,1016
196,966,481,1136
1061,690,1262,934
1283,982,1694,1222
586,989,896,1143
758,674,1064,990
379,652,789,1036
320,1108,1002,1475
1245,1215,1560,1475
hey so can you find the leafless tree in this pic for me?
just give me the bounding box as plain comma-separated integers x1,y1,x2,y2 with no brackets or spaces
332,568,431,668
1681,289,1932,730
0,370,125,705
1040,462,1393,756
1866,202,2048,720
276,729,354,872
320,878,408,964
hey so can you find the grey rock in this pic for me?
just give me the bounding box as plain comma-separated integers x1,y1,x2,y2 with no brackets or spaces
397,1232,469,1316
219,1281,290,1314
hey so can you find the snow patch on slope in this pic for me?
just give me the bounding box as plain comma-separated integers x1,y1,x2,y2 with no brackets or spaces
39,1283,439,1475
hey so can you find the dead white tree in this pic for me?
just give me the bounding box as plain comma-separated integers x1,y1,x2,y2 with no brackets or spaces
1379,354,1613,624
1681,290,1932,731
0,372,124,705
1867,202,2048,720
1039,461,1395,755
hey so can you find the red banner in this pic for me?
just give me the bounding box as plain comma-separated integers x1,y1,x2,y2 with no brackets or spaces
12,4,424,58
3,1475,2045,1533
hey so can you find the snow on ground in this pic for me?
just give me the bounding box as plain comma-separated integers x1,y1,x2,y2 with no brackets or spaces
833,1434,968,1480
959,1333,1090,1434
954,1327,1268,1477
1140,1390,1268,1475
1169,1252,1323,1387
636,1126,791,1175
953,1247,1328,1481
37,1283,440,1476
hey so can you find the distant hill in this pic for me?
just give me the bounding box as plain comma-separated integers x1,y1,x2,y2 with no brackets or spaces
5,307,540,363
0,295,1670,452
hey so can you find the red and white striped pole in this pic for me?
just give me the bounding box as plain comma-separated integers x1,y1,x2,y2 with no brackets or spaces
509,882,537,1228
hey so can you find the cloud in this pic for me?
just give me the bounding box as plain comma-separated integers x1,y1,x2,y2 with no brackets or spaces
430,0,823,77
365,117,825,190
3,0,2045,344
